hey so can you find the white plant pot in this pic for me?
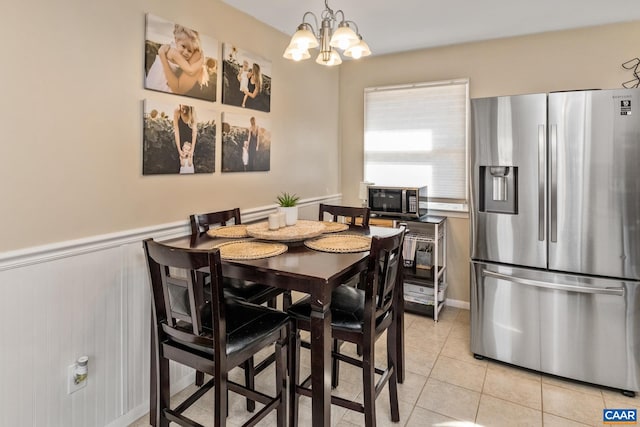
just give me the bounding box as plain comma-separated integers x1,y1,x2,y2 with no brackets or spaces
278,206,298,226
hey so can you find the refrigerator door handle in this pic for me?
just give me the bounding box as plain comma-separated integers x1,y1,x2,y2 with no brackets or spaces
482,270,625,296
550,124,558,242
538,124,545,241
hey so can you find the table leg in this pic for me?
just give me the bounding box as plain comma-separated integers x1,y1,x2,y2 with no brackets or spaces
309,297,332,427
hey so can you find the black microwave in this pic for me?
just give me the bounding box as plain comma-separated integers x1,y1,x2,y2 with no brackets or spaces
368,186,428,218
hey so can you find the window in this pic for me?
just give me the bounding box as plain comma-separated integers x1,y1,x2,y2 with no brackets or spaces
364,79,468,212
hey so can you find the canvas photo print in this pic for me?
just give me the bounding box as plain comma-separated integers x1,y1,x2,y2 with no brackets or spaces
222,112,271,172
143,100,216,175
144,14,218,102
222,43,271,112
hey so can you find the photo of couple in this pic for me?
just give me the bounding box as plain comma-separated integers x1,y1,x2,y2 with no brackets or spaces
221,112,271,172
144,14,218,102
142,99,216,175
222,44,272,113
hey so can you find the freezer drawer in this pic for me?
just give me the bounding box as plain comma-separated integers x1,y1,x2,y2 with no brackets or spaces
539,275,640,391
471,262,541,371
472,261,640,392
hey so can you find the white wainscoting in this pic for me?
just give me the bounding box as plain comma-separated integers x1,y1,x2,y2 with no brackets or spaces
0,196,340,427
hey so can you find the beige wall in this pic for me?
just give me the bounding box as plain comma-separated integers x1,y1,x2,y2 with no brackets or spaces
339,21,640,303
0,0,340,252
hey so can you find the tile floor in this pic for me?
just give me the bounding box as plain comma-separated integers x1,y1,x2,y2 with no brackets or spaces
130,306,639,426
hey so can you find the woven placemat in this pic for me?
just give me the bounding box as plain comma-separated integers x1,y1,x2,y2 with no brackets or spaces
304,234,372,253
213,240,287,260
206,225,249,239
246,219,325,242
320,221,349,233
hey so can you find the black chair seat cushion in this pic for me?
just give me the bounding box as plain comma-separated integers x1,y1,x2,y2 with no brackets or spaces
287,285,389,332
170,300,289,357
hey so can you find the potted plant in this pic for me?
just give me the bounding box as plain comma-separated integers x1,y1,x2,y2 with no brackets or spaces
276,192,300,226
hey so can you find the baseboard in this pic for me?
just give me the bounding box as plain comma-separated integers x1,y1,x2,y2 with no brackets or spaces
445,298,470,310
105,370,197,427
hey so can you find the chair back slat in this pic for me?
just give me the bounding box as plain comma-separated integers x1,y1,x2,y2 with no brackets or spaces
144,239,227,351
190,208,241,234
364,226,406,324
318,204,370,227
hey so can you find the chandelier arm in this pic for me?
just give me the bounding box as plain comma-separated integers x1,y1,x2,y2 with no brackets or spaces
343,20,360,36
324,0,335,17
334,9,345,23
301,11,320,36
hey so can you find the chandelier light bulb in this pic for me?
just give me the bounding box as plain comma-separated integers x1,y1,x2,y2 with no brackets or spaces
329,25,359,50
316,49,342,66
283,43,311,61
291,50,311,61
290,26,319,50
344,38,371,59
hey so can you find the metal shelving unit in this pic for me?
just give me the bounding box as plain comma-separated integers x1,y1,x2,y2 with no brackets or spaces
399,216,447,321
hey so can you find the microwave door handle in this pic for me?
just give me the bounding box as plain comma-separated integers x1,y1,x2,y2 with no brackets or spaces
401,189,407,214
482,270,625,296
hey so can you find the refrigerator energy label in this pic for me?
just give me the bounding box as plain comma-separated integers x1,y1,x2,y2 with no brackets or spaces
621,99,632,115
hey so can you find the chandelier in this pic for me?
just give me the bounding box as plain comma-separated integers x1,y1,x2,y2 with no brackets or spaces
282,0,371,66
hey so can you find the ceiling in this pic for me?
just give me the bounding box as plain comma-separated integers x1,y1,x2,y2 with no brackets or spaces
221,0,640,56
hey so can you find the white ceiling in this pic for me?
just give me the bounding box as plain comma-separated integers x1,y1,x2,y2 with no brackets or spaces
221,0,640,56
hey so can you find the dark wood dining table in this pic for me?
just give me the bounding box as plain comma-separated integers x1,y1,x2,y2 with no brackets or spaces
150,223,405,427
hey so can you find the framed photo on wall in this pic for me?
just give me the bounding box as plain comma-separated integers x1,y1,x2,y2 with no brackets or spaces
222,43,271,112
143,99,216,175
144,14,218,102
221,112,271,172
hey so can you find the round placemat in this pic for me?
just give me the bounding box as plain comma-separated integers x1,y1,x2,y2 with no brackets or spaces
320,221,350,233
213,240,287,260
246,219,326,242
304,234,372,253
206,225,249,239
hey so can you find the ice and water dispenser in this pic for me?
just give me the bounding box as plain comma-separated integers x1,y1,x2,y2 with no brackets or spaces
479,166,518,214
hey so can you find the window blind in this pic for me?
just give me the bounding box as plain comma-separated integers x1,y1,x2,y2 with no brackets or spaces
364,80,468,210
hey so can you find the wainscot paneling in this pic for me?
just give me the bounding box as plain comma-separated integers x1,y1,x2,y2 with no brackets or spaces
0,196,340,427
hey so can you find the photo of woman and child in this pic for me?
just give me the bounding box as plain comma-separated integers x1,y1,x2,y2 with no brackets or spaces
222,44,272,112
174,104,197,174
144,14,218,102
221,112,271,173
142,99,216,175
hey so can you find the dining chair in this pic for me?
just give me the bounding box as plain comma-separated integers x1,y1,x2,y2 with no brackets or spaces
287,225,406,427
143,239,289,427
191,208,293,309
190,208,292,394
318,203,372,378
318,203,371,228
192,210,275,296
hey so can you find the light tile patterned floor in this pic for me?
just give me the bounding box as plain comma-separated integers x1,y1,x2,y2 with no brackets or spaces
130,305,639,426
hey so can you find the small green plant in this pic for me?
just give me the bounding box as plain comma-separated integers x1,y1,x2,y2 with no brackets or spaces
276,192,300,207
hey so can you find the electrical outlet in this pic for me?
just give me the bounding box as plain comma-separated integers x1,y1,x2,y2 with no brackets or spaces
67,364,86,394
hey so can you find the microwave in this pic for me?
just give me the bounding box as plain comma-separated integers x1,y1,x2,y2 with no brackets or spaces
368,186,428,218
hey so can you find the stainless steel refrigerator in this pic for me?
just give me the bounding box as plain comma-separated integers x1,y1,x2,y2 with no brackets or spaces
470,89,640,395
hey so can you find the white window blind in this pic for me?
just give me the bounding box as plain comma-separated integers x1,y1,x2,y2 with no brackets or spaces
364,79,468,211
